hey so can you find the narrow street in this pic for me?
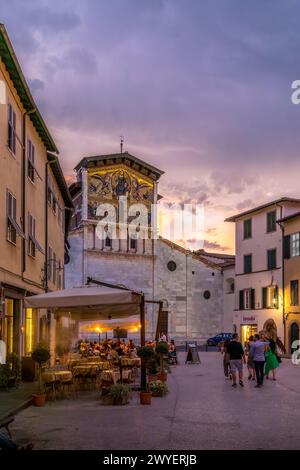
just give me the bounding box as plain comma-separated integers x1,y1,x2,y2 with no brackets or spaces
10,352,300,450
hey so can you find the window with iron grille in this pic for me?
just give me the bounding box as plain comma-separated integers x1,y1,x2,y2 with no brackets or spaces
8,104,16,155
7,191,17,244
28,213,36,258
27,139,35,182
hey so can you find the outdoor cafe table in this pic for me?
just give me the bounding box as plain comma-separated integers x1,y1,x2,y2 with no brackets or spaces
72,365,100,377
42,370,73,383
120,357,141,367
100,369,132,384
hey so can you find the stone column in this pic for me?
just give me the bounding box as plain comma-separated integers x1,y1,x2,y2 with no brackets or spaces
81,168,88,221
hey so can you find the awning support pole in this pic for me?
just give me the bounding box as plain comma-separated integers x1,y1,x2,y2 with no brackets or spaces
140,294,146,391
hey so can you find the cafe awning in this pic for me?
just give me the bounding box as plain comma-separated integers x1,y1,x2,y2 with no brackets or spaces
24,285,142,321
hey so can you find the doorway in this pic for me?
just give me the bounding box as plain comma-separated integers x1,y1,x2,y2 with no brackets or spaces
241,324,257,346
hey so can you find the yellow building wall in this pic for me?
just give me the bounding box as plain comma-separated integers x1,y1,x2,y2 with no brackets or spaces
0,56,65,293
0,57,23,284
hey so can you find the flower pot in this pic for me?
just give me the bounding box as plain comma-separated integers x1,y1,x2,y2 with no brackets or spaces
113,397,128,406
148,374,159,382
32,393,46,407
157,372,168,382
140,391,152,405
151,391,164,397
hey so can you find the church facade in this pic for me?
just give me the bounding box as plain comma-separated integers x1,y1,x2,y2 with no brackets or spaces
65,152,234,344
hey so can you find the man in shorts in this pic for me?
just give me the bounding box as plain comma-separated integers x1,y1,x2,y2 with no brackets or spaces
226,333,246,387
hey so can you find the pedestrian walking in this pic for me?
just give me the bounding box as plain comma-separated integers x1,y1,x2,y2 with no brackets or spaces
246,336,256,381
221,339,231,379
226,333,246,387
265,337,279,380
249,333,269,388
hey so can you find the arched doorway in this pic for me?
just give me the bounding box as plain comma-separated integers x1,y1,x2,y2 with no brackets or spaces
263,319,277,340
290,322,300,354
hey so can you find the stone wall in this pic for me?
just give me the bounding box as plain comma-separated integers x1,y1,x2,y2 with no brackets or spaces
65,231,226,344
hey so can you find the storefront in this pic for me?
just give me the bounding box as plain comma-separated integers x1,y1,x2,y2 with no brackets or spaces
0,285,41,363
240,314,258,346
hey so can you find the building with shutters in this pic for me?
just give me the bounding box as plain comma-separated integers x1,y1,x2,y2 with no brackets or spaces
65,152,234,344
277,211,300,354
226,197,300,347
0,25,73,364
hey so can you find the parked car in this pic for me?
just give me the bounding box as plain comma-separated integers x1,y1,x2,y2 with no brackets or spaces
206,333,233,347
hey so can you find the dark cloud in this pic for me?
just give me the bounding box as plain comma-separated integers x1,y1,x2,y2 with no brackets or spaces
204,240,229,252
236,199,255,211
28,78,45,93
1,0,300,253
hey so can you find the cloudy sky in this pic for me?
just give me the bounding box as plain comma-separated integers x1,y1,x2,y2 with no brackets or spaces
2,0,300,253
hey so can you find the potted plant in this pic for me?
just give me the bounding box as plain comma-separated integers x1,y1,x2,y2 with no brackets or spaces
6,352,21,387
155,342,169,382
107,383,131,405
147,354,160,382
148,380,168,397
0,365,9,389
31,346,50,406
137,346,155,405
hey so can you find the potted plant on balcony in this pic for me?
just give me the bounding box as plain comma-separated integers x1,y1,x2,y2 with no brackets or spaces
137,346,154,405
31,346,50,407
107,383,131,405
155,342,169,382
148,380,168,397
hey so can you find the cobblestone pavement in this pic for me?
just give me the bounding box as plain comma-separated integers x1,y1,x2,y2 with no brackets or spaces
8,352,300,449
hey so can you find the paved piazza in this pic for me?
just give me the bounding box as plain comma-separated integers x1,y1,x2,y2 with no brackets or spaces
11,352,300,450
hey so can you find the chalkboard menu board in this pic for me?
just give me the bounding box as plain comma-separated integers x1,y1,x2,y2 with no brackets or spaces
185,341,198,352
185,341,201,364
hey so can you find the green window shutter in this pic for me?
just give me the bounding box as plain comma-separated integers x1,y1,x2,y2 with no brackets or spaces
244,254,252,273
267,249,276,270
283,235,291,259
262,287,267,309
239,290,244,310
243,219,252,239
250,289,255,309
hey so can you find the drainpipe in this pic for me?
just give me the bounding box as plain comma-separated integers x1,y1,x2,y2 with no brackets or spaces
21,108,35,276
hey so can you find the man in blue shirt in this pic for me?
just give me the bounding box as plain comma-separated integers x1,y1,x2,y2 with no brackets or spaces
249,333,269,388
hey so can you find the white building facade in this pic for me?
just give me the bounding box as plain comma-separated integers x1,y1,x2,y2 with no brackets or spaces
65,152,233,344
226,198,300,346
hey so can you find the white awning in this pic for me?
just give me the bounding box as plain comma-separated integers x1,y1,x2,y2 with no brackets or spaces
24,285,142,321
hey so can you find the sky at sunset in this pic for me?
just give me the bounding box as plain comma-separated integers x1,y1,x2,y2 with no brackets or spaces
2,0,300,254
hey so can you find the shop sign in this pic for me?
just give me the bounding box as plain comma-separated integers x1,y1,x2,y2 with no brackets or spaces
241,314,257,324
